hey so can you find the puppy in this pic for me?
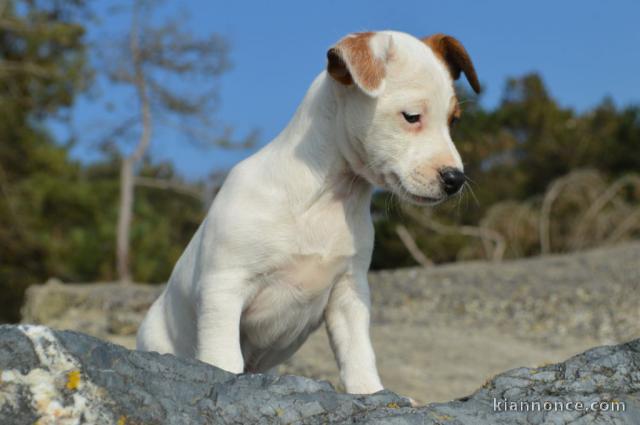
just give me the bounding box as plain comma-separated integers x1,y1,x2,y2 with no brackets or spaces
137,31,480,394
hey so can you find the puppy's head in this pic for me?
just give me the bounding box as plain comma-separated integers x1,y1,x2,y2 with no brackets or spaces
327,31,480,205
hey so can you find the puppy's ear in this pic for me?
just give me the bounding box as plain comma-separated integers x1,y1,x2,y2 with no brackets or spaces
423,34,481,94
327,32,392,98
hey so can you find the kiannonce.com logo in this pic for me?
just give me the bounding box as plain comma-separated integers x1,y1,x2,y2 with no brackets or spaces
493,398,626,413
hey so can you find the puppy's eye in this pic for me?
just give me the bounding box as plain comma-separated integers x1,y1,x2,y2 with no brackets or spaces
449,116,459,127
402,112,421,124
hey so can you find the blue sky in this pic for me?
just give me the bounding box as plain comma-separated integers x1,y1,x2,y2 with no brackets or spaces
67,0,640,181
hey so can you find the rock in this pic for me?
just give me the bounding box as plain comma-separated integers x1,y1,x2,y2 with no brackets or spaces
22,243,640,345
21,280,163,343
366,241,640,344
1,325,639,424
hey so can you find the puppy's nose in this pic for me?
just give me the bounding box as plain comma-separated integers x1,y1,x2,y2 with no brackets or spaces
439,168,465,195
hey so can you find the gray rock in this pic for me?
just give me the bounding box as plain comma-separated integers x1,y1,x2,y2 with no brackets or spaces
1,325,638,424
21,279,162,342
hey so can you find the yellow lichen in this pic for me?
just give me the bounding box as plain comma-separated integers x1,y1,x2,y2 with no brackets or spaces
117,416,127,425
66,369,81,390
274,408,284,416
386,402,400,409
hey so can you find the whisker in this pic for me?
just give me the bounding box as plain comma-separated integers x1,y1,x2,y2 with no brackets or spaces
463,174,478,185
384,192,391,219
463,181,480,207
464,185,470,211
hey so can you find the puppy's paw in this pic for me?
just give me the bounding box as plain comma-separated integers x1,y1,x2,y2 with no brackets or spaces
401,396,421,407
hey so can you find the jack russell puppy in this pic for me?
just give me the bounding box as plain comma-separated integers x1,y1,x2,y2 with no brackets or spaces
137,30,480,395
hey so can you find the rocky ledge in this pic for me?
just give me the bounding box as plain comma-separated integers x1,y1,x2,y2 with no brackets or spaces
22,242,640,349
1,325,639,424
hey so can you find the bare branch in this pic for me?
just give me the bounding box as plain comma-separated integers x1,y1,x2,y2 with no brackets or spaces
404,206,506,262
91,116,139,150
128,2,152,163
395,224,433,267
607,207,640,243
134,176,203,202
117,0,154,282
570,174,640,249
539,169,603,253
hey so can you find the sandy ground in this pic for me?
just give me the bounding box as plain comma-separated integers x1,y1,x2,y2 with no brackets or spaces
282,324,600,404
107,321,598,404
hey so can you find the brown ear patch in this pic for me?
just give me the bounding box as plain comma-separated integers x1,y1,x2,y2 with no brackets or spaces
424,34,481,94
327,32,386,96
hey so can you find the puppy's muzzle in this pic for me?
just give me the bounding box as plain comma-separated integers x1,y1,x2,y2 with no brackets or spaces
439,167,466,196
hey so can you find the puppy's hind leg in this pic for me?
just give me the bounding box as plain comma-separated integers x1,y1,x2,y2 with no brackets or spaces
136,295,175,355
196,270,248,374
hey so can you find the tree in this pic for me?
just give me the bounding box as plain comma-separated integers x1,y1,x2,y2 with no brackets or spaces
98,0,240,282
0,0,90,321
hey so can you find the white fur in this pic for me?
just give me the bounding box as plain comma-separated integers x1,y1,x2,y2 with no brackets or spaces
137,31,463,394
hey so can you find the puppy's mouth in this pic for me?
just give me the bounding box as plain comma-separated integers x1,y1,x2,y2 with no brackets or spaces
384,172,445,206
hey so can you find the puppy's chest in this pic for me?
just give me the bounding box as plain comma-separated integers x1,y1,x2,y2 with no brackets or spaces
248,195,368,308
241,253,348,351
292,194,366,257
245,253,348,319
246,200,355,306
240,194,370,350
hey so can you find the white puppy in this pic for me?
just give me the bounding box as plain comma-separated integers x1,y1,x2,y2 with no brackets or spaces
137,31,480,394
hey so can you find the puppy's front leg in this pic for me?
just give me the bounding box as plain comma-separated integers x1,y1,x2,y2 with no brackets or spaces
325,272,383,394
196,272,245,374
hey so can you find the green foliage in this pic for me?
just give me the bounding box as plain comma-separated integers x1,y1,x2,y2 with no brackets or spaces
0,1,204,322
1,143,205,322
0,0,89,116
0,0,90,321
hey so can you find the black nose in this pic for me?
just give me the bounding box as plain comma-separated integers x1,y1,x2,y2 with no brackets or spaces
439,168,465,195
